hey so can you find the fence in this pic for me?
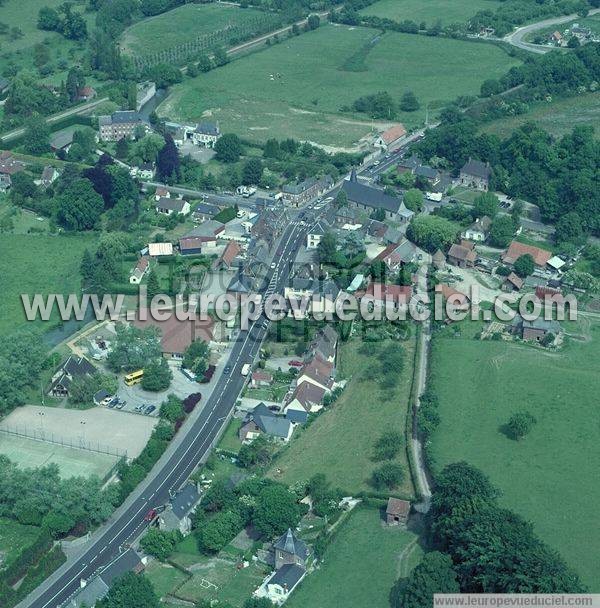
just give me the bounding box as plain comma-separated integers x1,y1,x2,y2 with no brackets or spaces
0,425,128,458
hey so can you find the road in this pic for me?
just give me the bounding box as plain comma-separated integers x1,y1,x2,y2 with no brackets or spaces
0,97,109,144
17,212,311,608
503,8,600,54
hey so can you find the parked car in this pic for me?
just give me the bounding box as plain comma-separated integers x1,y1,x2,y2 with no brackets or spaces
144,405,156,415
223,365,232,375
288,360,303,367
144,509,157,522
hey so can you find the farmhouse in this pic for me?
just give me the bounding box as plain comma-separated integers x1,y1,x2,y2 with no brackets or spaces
342,170,413,222
502,272,523,292
48,356,97,397
282,175,333,207
447,241,476,268
129,256,149,285
191,122,221,148
511,315,561,342
502,241,552,268
386,497,410,526
98,110,144,141
462,216,492,242
459,158,492,191
374,123,407,151
158,482,201,536
239,403,294,443
155,197,191,216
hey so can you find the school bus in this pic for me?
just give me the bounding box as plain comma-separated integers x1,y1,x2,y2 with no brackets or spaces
124,369,144,386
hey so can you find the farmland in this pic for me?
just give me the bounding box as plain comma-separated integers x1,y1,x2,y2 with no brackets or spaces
267,331,417,497
360,0,502,26
159,24,519,148
428,318,600,588
287,507,422,608
120,3,277,58
480,92,600,140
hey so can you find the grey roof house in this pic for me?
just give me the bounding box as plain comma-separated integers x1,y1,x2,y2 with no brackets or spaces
239,403,294,443
158,482,201,536
49,356,97,397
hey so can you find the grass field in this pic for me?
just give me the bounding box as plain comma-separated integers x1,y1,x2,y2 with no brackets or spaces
480,92,600,140
0,434,118,479
287,507,423,608
360,0,502,26
120,3,273,57
0,229,97,335
428,318,600,588
160,24,519,148
0,518,42,569
267,331,416,497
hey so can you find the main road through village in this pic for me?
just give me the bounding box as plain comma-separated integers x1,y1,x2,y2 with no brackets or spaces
18,213,310,608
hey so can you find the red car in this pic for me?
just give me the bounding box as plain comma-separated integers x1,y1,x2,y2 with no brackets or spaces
144,508,157,522
288,360,303,368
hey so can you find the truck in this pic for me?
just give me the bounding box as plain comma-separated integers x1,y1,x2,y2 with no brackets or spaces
241,363,252,377
426,191,443,202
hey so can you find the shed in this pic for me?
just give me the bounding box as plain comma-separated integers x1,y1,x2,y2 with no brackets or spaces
386,497,410,525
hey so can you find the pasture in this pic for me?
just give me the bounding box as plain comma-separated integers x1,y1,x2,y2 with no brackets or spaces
120,3,274,57
0,229,97,336
267,333,416,497
428,318,600,588
160,24,519,148
287,507,423,608
360,0,502,26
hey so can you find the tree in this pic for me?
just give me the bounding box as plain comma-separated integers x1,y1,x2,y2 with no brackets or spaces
238,435,272,468
473,192,499,218
146,269,161,302
505,411,536,441
38,6,61,31
212,45,229,66
23,114,50,155
159,394,184,423
56,179,104,230
107,325,162,372
214,133,243,163
142,359,173,392
400,90,420,112
372,463,404,489
196,509,243,553
488,215,515,247
404,188,424,212
183,340,210,377
307,14,320,30
513,253,534,278
567,35,580,48
317,231,338,264
97,572,160,608
69,373,117,407
197,53,212,72
157,134,180,182
263,139,280,159
242,157,263,185
373,430,403,461
390,552,459,608
253,484,302,538
334,189,348,208
140,528,180,561
407,216,459,252
555,211,583,244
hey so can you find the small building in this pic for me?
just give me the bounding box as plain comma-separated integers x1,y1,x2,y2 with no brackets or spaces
547,255,566,273
77,86,97,101
285,381,326,415
129,256,149,285
131,162,155,180
50,130,74,153
432,249,446,271
0,174,11,193
306,220,329,250
273,528,309,570
435,284,470,315
447,242,476,268
386,497,411,526
39,165,59,187
0,151,25,176
158,483,201,536
374,123,407,151
156,197,191,216
179,236,215,256
239,403,294,443
285,408,308,425
48,356,97,397
251,370,273,388
502,272,523,292
459,158,492,191
212,240,242,270
260,564,306,605
98,110,144,141
148,242,174,257
93,389,113,406
375,239,419,272
501,241,552,268
462,216,492,242
154,186,170,201
191,122,221,148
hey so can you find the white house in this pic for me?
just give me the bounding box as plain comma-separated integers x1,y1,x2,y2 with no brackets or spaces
155,197,191,216
462,216,492,242
129,257,149,284
306,220,328,250
255,564,306,605
191,122,221,148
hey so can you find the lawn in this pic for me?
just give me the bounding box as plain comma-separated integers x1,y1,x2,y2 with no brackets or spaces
360,0,502,26
145,561,189,600
0,231,98,336
159,24,519,149
120,3,276,58
428,318,600,588
217,418,242,455
480,92,600,140
0,518,42,569
267,331,417,497
287,507,423,608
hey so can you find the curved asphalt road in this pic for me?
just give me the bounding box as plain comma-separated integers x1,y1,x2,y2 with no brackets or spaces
18,215,310,608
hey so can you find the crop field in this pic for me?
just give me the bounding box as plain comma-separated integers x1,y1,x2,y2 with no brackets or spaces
287,507,422,608
0,230,97,336
480,92,600,140
428,318,600,588
120,3,276,57
360,0,502,26
160,24,519,149
267,332,416,497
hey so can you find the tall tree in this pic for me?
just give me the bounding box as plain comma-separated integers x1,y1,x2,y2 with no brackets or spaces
157,134,180,182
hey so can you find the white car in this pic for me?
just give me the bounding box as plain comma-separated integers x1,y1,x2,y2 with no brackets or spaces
270,262,276,269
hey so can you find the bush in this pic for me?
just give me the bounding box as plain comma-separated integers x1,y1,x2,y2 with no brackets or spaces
371,463,405,490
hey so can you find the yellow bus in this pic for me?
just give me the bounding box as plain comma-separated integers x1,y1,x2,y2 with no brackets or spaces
124,369,144,386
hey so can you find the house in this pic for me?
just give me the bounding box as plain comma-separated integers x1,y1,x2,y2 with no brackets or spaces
284,278,340,318
131,162,155,180
435,284,470,314
37,165,59,188
306,326,338,364
50,130,74,153
306,220,329,250
274,528,309,569
501,241,552,268
156,197,191,216
459,158,492,191
374,123,407,151
549,30,564,45
154,186,170,201
432,249,446,270
285,408,308,425
179,236,215,256
239,403,294,443
375,239,419,271
502,272,523,292
0,174,11,193
547,255,566,273
342,170,413,222
259,564,306,605
213,240,242,270
68,549,144,608
77,86,96,101
135,81,156,111
251,370,273,388
0,152,25,176
191,122,221,148
48,356,97,397
535,285,565,305
93,389,113,406
362,282,412,312
447,241,476,268
386,497,411,526
158,482,201,536
134,312,214,359
129,256,149,285
193,202,221,223
282,175,333,207
148,242,173,257
285,381,326,414
227,272,255,295
511,315,561,342
98,110,144,141
295,356,334,393
462,216,492,242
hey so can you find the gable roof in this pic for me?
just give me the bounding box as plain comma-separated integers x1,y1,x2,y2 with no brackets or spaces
156,197,187,212
502,241,552,267
273,528,309,561
269,563,306,590
465,215,492,234
448,243,477,263
170,483,201,520
505,272,524,289
342,177,402,214
379,124,406,144
386,497,410,517
290,381,326,411
461,158,491,180
195,121,219,136
247,404,293,439
363,282,412,303
148,242,174,256
215,240,241,268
